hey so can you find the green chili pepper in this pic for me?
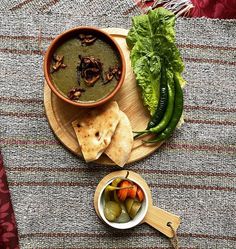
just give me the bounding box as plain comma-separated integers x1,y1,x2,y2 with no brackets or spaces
147,67,168,129
111,178,122,203
134,67,168,139
144,74,183,143
111,178,122,187
148,71,175,134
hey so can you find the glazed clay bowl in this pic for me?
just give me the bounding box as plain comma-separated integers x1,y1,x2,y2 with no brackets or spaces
44,26,126,108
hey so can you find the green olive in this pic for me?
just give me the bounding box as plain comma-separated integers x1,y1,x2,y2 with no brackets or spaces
125,198,134,214
104,201,122,222
129,201,142,219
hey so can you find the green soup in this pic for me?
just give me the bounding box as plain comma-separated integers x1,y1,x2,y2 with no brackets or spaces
50,37,121,102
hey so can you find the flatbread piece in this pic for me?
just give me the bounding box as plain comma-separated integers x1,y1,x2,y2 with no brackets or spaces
105,110,133,167
72,101,120,162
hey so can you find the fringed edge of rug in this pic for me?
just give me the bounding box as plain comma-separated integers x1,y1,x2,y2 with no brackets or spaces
143,0,194,17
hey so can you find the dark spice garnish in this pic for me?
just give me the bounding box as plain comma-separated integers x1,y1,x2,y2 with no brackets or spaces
103,65,121,84
84,68,100,77
67,88,85,101
105,71,113,83
53,54,64,62
84,74,100,86
60,64,67,68
78,33,97,46
77,55,103,87
51,54,67,73
78,34,86,40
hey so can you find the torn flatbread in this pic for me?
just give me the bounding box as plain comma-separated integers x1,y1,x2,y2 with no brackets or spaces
72,101,120,162
105,110,133,167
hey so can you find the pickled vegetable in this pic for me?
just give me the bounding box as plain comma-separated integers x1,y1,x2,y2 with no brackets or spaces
127,184,137,199
129,201,142,219
117,181,132,202
112,178,122,203
104,201,122,221
104,184,133,202
103,176,144,223
136,187,144,202
111,178,122,187
115,204,130,223
125,198,134,214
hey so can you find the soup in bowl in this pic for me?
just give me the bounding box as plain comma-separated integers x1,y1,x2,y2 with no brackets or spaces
44,27,125,107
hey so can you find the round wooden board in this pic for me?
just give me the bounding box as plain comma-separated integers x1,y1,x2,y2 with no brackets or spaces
44,28,163,165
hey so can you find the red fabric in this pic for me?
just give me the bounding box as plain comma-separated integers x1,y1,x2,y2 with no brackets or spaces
190,0,236,19
0,154,19,249
135,0,236,19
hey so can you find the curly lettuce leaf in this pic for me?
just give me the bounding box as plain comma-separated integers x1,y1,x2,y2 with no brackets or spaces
126,8,185,115
126,8,176,49
133,54,161,115
152,35,184,75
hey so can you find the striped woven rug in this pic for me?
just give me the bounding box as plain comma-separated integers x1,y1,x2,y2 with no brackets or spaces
0,1,236,248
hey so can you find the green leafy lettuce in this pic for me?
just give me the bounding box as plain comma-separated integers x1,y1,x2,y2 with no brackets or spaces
126,7,185,115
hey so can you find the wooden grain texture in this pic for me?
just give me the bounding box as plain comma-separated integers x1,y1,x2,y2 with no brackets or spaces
93,170,180,238
44,28,163,166
144,206,181,238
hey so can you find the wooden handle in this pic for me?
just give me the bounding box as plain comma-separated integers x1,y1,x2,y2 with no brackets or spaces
144,206,181,238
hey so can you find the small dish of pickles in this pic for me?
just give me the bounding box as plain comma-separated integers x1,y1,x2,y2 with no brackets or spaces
98,173,148,229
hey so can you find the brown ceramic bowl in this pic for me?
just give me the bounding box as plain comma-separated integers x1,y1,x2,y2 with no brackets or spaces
44,26,126,107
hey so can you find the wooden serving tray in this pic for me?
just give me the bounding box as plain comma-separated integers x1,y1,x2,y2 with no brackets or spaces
44,28,163,165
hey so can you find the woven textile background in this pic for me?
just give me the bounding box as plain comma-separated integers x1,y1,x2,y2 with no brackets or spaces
0,1,236,248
